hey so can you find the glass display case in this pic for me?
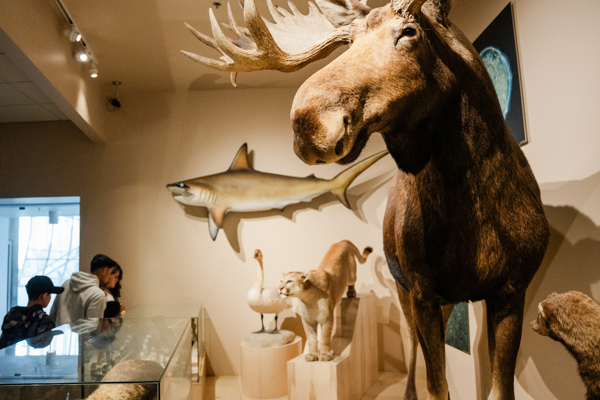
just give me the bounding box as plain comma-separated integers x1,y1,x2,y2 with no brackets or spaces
0,306,201,400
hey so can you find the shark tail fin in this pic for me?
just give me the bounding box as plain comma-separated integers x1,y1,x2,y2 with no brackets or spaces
330,150,389,209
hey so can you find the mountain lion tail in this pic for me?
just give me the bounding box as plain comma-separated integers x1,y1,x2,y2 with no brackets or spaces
358,246,373,264
330,150,389,208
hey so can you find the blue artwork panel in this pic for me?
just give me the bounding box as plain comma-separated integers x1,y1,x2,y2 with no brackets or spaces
473,3,527,145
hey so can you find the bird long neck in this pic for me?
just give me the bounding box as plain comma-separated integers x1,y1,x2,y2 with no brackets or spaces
255,258,264,286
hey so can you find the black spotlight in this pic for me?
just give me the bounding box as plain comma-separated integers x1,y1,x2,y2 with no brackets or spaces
107,81,122,111
109,97,121,108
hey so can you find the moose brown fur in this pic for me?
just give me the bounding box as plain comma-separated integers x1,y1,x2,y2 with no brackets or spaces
183,0,550,398
291,3,550,400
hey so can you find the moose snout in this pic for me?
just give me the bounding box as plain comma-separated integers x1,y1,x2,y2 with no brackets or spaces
292,107,353,165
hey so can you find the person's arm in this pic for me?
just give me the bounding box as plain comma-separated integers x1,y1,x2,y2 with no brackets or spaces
36,314,56,336
86,291,107,319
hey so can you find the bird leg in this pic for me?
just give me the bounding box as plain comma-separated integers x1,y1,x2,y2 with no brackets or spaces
253,314,267,333
269,315,280,334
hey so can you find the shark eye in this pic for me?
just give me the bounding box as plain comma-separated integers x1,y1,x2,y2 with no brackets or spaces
178,183,185,188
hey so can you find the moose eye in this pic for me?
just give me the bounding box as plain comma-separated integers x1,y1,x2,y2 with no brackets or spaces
402,27,416,37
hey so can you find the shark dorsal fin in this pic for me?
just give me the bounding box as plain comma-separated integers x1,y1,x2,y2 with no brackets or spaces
306,174,316,179
229,143,252,171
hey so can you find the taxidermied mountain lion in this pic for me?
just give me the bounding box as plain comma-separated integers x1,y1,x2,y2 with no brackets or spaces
279,240,372,361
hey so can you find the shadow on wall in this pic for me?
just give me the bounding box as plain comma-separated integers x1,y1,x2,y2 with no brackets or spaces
469,171,600,400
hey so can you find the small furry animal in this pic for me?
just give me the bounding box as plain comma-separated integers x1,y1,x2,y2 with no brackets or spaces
531,291,600,400
278,240,372,361
86,359,165,400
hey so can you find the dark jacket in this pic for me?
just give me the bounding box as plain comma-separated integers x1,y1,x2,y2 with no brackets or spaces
0,305,55,349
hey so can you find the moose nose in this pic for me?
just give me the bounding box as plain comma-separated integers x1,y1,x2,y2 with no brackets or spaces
292,108,350,165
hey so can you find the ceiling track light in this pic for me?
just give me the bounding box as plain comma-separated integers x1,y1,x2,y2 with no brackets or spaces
89,62,98,78
55,0,99,78
64,26,81,42
75,49,90,63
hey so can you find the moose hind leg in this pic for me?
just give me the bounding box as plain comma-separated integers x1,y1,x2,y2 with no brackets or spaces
486,292,526,400
411,289,449,400
397,283,419,400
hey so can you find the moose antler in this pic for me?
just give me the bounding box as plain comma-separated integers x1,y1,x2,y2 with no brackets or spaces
182,0,351,86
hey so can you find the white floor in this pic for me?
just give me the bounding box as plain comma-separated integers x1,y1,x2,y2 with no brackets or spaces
204,372,427,400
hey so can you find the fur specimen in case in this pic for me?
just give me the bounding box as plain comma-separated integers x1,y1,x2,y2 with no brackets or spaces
531,291,600,400
167,143,388,240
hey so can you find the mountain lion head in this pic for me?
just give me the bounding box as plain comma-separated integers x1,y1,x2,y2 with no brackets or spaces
278,271,310,298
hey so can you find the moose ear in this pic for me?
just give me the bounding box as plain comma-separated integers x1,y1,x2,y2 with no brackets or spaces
433,0,452,23
316,0,371,28
392,0,427,17
301,271,311,282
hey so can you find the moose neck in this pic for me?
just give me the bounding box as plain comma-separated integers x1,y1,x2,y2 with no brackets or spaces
385,13,514,181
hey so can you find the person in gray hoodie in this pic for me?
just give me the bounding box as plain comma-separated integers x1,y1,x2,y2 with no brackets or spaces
50,254,119,326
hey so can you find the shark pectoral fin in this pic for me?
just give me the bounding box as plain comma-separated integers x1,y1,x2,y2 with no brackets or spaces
208,215,219,241
228,143,252,171
207,207,227,241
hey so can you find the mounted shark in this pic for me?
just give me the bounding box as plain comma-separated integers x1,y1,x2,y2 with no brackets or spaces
167,144,388,240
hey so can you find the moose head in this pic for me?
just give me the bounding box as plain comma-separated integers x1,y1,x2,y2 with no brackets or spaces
182,0,502,174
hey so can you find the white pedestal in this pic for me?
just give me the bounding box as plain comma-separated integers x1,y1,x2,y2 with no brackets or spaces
241,336,302,399
287,293,378,400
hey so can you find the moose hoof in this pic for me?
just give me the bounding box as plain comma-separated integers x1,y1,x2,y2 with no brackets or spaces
305,353,319,362
319,353,334,362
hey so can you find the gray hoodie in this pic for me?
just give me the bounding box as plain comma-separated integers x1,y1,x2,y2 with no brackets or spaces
50,272,106,326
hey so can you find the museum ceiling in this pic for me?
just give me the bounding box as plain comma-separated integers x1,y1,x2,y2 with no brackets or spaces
60,0,389,93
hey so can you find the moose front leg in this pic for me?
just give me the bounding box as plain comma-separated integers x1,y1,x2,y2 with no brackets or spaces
411,290,449,400
486,292,526,400
319,319,334,361
397,283,419,400
304,320,320,362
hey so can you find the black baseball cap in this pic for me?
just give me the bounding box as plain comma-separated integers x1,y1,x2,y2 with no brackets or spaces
26,276,65,299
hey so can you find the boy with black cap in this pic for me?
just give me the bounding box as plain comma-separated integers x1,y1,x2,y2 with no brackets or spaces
0,276,64,348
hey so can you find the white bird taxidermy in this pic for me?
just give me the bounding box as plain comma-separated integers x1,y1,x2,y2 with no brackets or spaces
247,249,291,333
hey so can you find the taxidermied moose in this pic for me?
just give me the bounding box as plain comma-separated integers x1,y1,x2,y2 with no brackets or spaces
182,0,550,398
